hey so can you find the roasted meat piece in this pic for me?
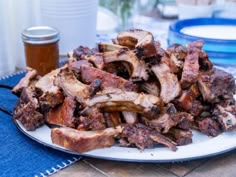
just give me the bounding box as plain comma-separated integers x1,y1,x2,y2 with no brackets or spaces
79,107,106,130
176,84,200,112
167,43,187,61
12,68,39,96
104,112,121,127
68,59,93,73
35,68,65,110
115,29,157,59
152,62,181,103
72,46,98,59
121,123,177,151
213,104,236,131
98,43,126,52
122,111,137,124
195,117,221,137
103,48,148,81
13,87,44,131
80,65,136,91
167,128,192,146
86,88,163,119
142,104,193,133
140,80,160,97
180,49,199,88
55,68,90,104
103,62,131,79
45,97,77,128
51,126,122,153
70,46,104,69
198,68,235,103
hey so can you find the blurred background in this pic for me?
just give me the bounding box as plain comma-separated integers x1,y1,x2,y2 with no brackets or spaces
0,0,236,76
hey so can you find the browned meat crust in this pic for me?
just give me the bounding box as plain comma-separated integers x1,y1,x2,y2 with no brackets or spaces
198,68,235,103
45,97,77,128
86,89,163,119
12,68,38,96
80,65,136,91
152,63,181,103
13,87,44,131
51,126,122,153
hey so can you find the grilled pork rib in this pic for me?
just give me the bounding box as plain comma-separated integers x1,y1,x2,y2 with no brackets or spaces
12,29,236,153
51,126,122,153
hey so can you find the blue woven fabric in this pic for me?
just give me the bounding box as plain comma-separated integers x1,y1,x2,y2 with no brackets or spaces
0,72,79,177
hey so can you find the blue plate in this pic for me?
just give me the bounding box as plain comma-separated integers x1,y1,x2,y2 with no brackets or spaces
168,18,236,65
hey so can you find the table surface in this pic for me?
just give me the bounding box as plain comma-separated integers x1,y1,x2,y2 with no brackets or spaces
52,149,236,177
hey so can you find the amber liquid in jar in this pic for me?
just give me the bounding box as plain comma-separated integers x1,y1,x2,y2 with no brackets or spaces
24,42,59,76
22,26,60,76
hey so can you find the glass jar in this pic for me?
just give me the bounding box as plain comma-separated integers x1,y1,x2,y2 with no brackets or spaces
22,26,59,75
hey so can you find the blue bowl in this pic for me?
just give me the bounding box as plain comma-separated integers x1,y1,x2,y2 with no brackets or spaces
168,18,236,65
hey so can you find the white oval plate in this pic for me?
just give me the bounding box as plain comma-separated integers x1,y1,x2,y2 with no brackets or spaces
15,118,236,162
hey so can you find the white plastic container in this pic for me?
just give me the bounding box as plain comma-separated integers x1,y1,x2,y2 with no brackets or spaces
40,0,98,54
177,4,214,19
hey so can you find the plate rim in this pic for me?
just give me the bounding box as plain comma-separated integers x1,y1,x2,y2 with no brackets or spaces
14,119,236,163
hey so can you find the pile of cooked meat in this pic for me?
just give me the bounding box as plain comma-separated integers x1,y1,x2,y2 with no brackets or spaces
12,29,236,153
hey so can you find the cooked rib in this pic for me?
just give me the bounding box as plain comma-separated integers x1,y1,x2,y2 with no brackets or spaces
150,133,177,151
51,126,122,153
104,112,121,127
167,43,187,61
167,128,192,146
86,89,163,119
180,49,199,88
79,107,106,130
121,123,155,150
13,87,44,131
116,29,157,58
161,55,179,74
186,40,204,50
83,53,104,69
98,43,126,52
187,41,213,71
198,68,235,103
55,68,90,104
68,60,93,73
142,104,193,133
122,111,137,124
152,63,181,103
142,114,174,133
12,68,38,96
45,97,77,128
121,123,177,151
198,51,213,71
103,62,131,80
103,48,148,81
140,80,160,97
35,68,65,109
80,65,136,91
195,117,221,137
176,84,200,112
72,46,98,59
213,104,236,131
71,46,104,69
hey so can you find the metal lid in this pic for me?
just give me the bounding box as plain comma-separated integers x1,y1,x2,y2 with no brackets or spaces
22,26,60,44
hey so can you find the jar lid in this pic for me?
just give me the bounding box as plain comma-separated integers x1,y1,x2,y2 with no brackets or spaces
22,26,60,44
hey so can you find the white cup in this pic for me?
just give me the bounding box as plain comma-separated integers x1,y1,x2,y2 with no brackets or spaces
177,4,215,19
176,0,215,19
40,0,98,54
